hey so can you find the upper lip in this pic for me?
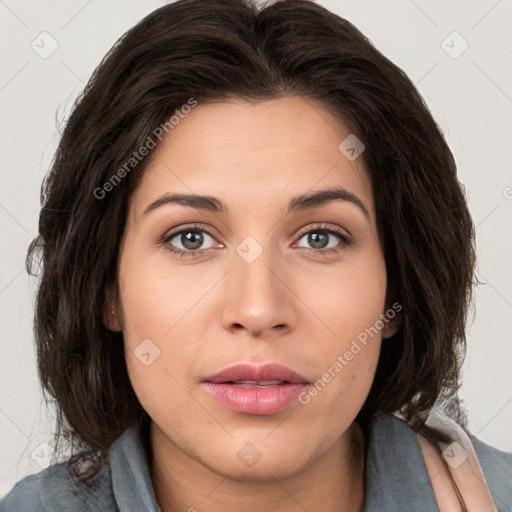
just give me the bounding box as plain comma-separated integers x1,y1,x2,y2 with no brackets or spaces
203,363,310,384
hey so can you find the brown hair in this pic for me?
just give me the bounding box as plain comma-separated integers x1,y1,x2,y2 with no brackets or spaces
27,0,475,476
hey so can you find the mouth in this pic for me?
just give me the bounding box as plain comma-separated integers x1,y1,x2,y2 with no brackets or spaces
202,363,310,415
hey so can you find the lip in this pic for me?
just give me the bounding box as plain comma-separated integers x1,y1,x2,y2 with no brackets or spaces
203,363,310,384
202,363,310,415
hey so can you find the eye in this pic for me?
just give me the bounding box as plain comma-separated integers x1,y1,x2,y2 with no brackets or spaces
163,224,220,258
162,222,352,259
295,224,352,255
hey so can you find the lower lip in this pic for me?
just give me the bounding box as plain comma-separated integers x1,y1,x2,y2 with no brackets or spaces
203,382,309,415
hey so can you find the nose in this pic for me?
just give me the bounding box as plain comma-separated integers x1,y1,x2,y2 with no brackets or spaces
221,245,298,339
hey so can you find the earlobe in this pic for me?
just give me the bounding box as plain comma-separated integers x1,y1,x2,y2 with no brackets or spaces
102,286,123,332
382,321,399,339
106,308,123,332
381,301,403,339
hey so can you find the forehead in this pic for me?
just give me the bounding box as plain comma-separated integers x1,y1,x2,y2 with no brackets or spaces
130,96,373,221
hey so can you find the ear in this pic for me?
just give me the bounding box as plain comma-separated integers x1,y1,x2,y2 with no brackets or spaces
382,300,403,339
102,284,123,332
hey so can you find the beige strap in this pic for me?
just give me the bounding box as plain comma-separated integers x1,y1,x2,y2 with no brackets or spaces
416,433,465,511
399,409,498,512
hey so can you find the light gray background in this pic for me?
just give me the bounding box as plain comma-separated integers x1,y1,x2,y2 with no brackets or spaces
1,0,511,497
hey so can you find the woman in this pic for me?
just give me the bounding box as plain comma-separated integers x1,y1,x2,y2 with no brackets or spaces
1,0,511,511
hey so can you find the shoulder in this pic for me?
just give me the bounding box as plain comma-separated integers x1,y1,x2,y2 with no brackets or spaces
0,458,117,512
1,422,152,512
470,435,512,506
471,433,512,473
420,408,512,505
383,412,512,509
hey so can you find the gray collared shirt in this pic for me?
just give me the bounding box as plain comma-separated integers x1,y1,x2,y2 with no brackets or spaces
2,415,511,511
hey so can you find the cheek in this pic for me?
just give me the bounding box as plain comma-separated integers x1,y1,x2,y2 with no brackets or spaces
117,241,220,420
117,243,211,346
311,250,387,345
298,252,386,406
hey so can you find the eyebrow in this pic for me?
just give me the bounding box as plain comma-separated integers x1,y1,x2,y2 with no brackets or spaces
143,187,369,219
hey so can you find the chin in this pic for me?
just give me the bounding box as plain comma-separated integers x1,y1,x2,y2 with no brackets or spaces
208,455,308,484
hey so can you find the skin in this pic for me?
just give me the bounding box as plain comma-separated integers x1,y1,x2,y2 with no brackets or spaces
107,96,400,512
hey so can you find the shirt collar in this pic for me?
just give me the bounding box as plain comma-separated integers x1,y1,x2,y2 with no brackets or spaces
362,415,438,511
110,420,161,512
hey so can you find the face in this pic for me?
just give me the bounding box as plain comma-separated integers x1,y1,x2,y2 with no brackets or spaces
109,96,398,480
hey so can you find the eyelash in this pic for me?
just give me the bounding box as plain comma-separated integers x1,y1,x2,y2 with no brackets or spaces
162,223,352,259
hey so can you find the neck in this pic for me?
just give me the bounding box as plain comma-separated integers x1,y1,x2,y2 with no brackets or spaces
150,421,366,512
